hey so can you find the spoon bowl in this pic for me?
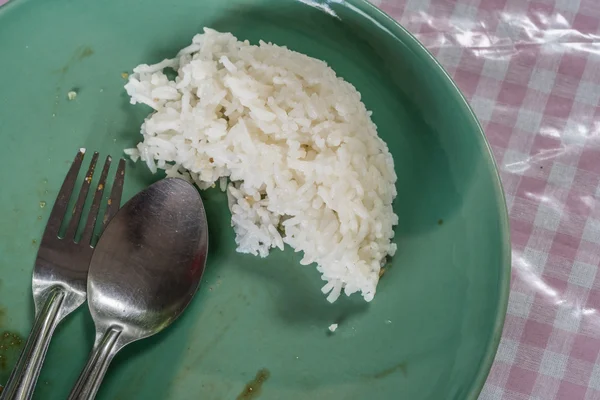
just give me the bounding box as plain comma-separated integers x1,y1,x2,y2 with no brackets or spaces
68,178,208,400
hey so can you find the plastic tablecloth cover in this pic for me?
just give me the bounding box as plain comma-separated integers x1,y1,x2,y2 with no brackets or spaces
374,0,600,399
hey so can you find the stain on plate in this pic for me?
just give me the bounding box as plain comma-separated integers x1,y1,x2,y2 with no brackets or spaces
236,368,270,399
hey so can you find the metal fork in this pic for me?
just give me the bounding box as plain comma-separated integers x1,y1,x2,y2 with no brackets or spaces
0,149,126,400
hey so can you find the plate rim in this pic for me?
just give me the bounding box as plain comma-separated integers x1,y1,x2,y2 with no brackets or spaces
348,0,512,398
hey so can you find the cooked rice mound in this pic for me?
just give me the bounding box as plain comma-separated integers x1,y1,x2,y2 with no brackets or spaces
124,28,398,302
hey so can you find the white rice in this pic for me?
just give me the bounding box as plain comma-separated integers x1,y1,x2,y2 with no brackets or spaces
124,28,398,302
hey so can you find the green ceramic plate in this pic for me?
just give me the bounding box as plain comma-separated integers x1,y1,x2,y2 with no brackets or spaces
0,0,510,399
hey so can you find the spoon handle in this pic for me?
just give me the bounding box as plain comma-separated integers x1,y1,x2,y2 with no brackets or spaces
0,288,65,400
67,327,122,400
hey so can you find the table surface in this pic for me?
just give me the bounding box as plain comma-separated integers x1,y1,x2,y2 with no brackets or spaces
374,0,600,399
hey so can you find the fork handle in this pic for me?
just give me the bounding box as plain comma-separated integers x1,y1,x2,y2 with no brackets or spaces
0,288,66,400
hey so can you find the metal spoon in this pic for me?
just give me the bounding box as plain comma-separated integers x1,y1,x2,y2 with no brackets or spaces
67,178,208,400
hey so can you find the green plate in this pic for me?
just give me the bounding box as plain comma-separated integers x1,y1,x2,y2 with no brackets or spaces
0,0,510,399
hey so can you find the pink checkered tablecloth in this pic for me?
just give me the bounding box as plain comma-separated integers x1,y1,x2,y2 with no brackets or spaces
373,0,600,398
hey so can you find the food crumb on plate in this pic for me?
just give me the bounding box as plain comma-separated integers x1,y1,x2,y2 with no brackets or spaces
328,324,338,332
67,90,77,100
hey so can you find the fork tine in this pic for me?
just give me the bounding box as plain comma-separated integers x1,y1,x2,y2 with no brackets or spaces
64,152,99,240
44,149,86,237
102,159,126,232
80,156,112,245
